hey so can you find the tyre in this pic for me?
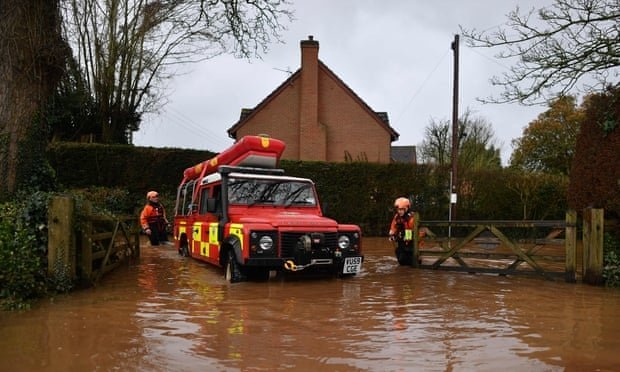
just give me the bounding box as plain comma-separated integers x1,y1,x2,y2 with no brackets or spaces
224,249,245,283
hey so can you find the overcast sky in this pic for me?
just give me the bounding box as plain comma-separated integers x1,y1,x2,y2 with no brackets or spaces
133,0,555,164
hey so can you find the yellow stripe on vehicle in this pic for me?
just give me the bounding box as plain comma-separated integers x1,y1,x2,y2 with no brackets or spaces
229,223,244,252
209,223,220,245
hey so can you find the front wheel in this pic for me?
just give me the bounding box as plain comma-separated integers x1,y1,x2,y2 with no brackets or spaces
224,249,246,283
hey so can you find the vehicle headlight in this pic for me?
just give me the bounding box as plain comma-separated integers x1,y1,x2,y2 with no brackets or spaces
259,235,274,250
338,235,350,249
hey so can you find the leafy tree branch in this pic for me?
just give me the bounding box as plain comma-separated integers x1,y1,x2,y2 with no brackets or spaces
61,0,294,143
460,0,620,104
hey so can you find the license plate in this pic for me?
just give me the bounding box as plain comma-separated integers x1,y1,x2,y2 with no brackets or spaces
342,256,362,274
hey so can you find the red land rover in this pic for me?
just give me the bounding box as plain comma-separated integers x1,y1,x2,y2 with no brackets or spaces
173,135,363,283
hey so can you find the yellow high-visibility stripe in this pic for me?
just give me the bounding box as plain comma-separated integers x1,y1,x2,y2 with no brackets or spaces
209,223,220,245
228,223,244,252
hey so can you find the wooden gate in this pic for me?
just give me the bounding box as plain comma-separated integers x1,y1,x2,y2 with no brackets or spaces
47,197,140,287
78,211,140,285
413,211,578,282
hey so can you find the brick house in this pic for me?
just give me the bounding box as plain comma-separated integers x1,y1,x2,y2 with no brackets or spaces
227,36,400,163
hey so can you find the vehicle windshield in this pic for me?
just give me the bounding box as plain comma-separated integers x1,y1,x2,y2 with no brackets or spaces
227,177,316,207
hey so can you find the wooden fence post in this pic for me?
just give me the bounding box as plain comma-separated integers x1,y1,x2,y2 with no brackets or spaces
565,210,577,283
412,212,420,268
47,196,76,279
583,207,604,285
80,201,93,281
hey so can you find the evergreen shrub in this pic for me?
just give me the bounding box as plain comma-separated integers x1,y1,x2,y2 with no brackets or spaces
48,143,571,237
0,192,50,310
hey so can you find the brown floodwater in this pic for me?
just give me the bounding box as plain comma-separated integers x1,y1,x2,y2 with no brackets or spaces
1,237,619,371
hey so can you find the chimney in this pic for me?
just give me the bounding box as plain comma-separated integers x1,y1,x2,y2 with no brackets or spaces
298,35,326,160
300,35,319,69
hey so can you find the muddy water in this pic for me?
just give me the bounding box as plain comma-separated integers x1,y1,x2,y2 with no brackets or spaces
1,238,619,371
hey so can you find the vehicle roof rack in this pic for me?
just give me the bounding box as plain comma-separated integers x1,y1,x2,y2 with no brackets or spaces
218,165,285,176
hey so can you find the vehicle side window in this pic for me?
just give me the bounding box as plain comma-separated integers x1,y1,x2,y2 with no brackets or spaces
212,185,222,215
199,187,209,215
183,180,196,215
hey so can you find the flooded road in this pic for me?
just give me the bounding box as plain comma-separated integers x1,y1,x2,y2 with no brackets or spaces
1,237,619,371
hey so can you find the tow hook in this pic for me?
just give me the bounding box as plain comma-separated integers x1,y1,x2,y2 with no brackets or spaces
284,258,333,271
284,260,317,271
284,260,305,271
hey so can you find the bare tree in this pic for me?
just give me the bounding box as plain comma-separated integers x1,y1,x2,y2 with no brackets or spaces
418,109,501,168
418,118,451,166
0,0,67,196
457,111,502,170
460,0,620,105
62,0,294,143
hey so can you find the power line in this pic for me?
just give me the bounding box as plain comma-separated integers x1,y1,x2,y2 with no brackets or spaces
463,45,513,72
162,107,233,152
393,49,451,126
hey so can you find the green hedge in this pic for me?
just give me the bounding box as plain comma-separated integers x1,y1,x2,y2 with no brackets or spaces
47,142,569,236
47,142,215,212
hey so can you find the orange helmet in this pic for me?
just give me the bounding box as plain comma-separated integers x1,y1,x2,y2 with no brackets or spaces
146,191,159,200
394,197,410,210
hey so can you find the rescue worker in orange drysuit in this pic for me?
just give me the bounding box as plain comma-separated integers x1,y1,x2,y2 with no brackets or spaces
140,191,169,246
389,197,415,265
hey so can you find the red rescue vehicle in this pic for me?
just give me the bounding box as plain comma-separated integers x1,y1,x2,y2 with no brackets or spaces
173,135,363,282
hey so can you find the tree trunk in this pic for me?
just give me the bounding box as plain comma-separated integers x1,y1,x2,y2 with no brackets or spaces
0,0,65,197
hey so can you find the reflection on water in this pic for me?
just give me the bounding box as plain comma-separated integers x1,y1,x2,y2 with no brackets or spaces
1,238,619,371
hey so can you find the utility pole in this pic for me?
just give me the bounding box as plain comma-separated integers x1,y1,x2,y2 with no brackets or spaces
450,34,459,221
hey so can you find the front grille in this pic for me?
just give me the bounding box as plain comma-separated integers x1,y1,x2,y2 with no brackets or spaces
280,232,338,258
